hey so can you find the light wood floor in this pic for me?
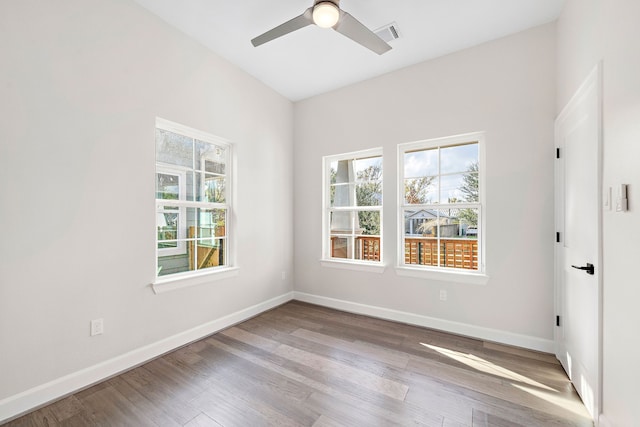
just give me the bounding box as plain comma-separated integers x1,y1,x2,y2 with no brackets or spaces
5,301,593,426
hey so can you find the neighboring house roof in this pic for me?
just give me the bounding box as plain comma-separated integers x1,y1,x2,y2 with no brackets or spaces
405,209,452,220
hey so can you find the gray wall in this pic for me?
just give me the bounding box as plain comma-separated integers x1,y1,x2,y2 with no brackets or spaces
293,24,557,344
0,0,293,408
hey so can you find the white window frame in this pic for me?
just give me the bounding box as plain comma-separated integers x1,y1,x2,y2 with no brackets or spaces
321,147,385,273
396,132,488,284
153,118,237,293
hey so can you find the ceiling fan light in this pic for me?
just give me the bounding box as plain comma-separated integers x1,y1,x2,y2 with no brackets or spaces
313,2,340,28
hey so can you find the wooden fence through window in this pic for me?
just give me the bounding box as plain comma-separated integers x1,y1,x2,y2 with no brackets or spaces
404,237,478,270
330,236,478,270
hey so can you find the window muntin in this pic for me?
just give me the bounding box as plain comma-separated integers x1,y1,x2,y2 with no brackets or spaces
324,149,383,264
399,135,483,273
155,120,231,278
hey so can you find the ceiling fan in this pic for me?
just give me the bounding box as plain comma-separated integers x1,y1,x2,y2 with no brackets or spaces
251,0,392,55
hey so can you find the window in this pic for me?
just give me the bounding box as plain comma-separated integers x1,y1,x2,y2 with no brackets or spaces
398,133,485,276
322,148,383,267
155,118,232,279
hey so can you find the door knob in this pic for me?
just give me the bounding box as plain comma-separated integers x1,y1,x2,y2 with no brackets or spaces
571,263,595,275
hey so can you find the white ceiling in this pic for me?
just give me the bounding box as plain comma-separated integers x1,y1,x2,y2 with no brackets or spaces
133,0,565,101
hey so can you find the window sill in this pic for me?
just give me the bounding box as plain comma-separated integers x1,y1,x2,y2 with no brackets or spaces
320,259,386,274
152,267,239,294
395,265,489,285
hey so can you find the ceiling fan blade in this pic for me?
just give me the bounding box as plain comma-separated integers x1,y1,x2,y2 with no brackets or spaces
251,8,314,47
333,10,391,55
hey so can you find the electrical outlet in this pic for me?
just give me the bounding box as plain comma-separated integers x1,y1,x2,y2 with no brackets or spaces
90,318,104,336
439,290,447,301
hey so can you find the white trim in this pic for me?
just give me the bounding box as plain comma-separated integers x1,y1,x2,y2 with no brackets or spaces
293,291,554,353
323,147,383,163
397,132,486,277
0,291,294,424
156,117,230,147
152,267,239,294
397,131,487,153
155,117,235,280
554,62,603,421
320,259,386,273
395,265,489,285
321,147,384,265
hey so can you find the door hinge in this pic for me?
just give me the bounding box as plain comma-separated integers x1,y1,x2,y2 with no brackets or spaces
556,315,561,327
556,147,560,159
556,232,560,243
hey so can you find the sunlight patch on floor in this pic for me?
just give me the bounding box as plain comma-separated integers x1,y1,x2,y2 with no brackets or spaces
420,343,557,392
512,383,592,419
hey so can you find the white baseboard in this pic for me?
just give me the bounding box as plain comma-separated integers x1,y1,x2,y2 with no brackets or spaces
0,291,294,424
293,291,555,353
1,290,556,423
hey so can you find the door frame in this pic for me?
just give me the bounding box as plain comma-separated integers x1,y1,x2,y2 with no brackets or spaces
554,62,603,422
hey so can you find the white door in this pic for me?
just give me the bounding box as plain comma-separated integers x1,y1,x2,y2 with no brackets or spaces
555,64,602,420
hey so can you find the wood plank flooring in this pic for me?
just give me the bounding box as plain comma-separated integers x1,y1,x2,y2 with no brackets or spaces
4,301,593,426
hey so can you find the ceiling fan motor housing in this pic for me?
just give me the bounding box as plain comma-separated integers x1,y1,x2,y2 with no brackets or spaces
314,0,339,6
313,1,341,28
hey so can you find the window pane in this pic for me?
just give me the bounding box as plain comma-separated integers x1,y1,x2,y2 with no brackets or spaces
157,247,190,276
156,173,180,200
330,210,355,234
453,207,479,236
156,129,193,168
329,161,338,184
195,140,226,174
460,170,479,202
204,159,226,174
403,210,438,266
157,211,178,247
197,208,226,238
198,174,226,203
354,157,382,182
355,182,381,206
439,173,467,203
184,207,197,238
191,239,224,270
157,239,178,249
404,148,437,178
197,209,214,239
330,236,350,259
433,209,462,238
404,177,437,204
331,183,355,208
358,211,380,236
404,209,438,235
157,237,189,275
330,156,382,208
355,235,381,261
184,171,195,202
436,208,479,271
440,143,478,174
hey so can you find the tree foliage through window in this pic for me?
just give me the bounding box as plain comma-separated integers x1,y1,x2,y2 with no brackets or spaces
356,163,382,235
459,161,479,228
